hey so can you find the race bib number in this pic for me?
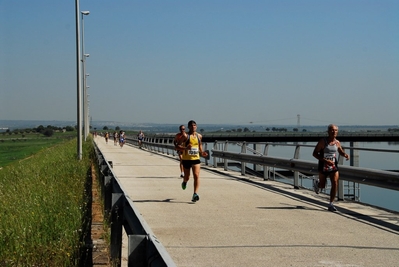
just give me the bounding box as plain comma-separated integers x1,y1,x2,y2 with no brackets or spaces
323,153,337,172
188,147,199,155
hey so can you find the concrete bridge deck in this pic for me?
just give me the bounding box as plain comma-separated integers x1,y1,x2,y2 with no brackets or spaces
94,138,399,267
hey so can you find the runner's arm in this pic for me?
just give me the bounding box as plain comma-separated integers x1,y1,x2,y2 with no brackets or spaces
337,141,350,160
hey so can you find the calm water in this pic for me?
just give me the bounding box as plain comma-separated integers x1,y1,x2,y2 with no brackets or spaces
345,142,399,212
204,141,399,212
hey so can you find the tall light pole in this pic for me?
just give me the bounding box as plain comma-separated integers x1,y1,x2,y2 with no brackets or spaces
75,0,82,160
83,53,89,139
81,10,90,140
86,84,90,130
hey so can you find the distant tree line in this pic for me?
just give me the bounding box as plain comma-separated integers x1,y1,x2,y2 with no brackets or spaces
222,127,308,133
2,125,76,137
101,126,121,131
96,125,399,134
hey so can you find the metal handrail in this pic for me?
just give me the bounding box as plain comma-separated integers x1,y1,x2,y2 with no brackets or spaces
210,149,399,191
143,131,399,142
125,137,398,194
93,141,176,267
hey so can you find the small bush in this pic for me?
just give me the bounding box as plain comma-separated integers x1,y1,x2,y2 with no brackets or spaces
43,129,54,137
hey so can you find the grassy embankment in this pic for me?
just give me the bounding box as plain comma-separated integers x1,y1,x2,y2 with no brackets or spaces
0,131,76,168
0,134,94,266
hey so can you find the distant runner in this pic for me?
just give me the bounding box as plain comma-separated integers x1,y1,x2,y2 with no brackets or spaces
113,131,118,146
312,124,349,212
119,130,125,148
137,130,145,148
174,125,187,178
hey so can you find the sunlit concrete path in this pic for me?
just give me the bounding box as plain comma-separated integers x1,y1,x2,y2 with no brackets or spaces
94,137,399,267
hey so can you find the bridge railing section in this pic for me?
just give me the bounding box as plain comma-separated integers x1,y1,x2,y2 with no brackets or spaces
126,136,179,157
211,141,399,199
93,141,177,267
125,137,399,202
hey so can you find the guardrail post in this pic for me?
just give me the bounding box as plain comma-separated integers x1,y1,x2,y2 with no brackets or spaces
167,138,171,155
253,143,261,172
224,141,228,171
104,175,112,218
148,137,152,151
293,145,300,189
338,155,344,200
241,142,246,175
338,142,360,201
100,163,109,177
128,234,148,267
263,166,268,181
97,155,104,166
263,144,270,180
111,193,124,267
348,142,360,201
263,143,270,156
349,142,359,167
213,141,218,168
172,139,176,157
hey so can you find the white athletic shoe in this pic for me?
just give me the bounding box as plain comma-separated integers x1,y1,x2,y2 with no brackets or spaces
313,179,320,194
328,204,337,212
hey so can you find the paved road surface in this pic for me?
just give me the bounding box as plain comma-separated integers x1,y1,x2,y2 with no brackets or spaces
95,138,399,267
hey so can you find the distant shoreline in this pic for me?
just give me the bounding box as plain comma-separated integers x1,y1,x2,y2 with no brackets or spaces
0,119,398,134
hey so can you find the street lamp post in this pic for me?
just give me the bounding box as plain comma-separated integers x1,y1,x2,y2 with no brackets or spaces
75,0,82,160
85,73,90,138
85,82,90,137
83,53,89,139
81,10,90,140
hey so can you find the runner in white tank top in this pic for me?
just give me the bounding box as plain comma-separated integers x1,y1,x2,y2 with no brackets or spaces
313,124,349,212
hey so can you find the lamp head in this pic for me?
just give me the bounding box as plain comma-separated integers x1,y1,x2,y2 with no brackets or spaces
81,11,90,15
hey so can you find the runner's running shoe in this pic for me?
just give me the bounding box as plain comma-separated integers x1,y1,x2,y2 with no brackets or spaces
313,179,320,194
192,193,200,202
181,182,187,190
328,204,337,212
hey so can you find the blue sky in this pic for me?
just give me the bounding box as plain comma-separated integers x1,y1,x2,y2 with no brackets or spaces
1,0,398,126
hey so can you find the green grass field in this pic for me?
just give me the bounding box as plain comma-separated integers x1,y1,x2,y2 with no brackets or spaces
0,133,93,266
0,132,76,167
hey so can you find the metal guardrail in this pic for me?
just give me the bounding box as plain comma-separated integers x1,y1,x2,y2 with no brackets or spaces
211,140,399,200
211,149,399,190
125,137,210,161
125,137,399,201
93,141,177,267
149,131,399,142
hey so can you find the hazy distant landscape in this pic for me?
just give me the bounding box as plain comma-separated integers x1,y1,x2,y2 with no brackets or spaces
0,119,397,134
